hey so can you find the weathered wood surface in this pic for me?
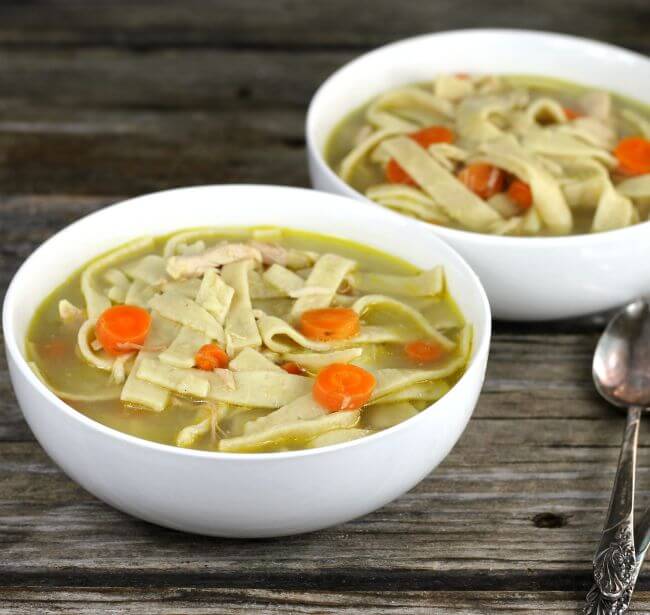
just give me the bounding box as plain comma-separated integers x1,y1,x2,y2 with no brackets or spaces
1,1,650,613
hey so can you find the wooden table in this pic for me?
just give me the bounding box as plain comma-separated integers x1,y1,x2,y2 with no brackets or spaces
1,2,649,612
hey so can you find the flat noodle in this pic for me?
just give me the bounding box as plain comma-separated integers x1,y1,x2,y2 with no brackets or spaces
289,253,356,320
281,348,363,371
367,87,453,131
77,319,114,371
81,236,154,320
121,351,170,412
158,326,211,369
475,136,572,234
123,254,168,286
149,291,225,342
366,184,451,224
379,136,503,232
258,314,408,353
351,295,455,350
229,347,284,372
368,380,449,405
349,267,443,297
219,394,360,452
263,264,305,295
125,279,157,308
363,401,418,430
371,360,467,400
136,359,312,409
196,269,234,324
308,428,372,448
339,129,401,183
221,259,262,353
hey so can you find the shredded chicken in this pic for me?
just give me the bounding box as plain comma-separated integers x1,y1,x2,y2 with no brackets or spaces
91,339,103,352
109,353,134,385
249,241,291,266
115,341,168,352
166,243,262,279
579,91,611,121
58,299,84,324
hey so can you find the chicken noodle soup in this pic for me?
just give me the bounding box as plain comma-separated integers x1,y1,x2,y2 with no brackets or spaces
27,227,471,453
326,74,650,236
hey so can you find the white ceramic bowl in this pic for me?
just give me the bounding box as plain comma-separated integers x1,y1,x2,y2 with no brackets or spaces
307,29,650,321
3,185,490,537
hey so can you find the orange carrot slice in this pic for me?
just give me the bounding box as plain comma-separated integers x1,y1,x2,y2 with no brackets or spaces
563,107,582,120
95,305,151,356
195,343,229,370
300,308,360,341
614,137,650,175
385,125,454,185
457,163,506,199
405,340,445,364
313,363,376,412
410,125,454,148
281,361,304,375
507,180,533,209
385,158,416,185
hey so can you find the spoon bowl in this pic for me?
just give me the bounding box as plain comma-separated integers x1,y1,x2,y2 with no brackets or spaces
593,299,650,410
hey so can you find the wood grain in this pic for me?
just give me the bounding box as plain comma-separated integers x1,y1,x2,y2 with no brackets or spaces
0,0,647,53
1,1,649,612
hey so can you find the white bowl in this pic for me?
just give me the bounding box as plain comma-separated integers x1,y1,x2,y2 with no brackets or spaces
306,29,650,321
3,184,490,537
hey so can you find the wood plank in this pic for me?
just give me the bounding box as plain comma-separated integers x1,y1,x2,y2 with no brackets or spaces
0,49,344,110
0,108,306,194
0,587,642,614
0,0,647,54
2,417,650,585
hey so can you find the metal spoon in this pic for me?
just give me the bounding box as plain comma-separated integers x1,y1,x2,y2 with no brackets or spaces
583,298,650,614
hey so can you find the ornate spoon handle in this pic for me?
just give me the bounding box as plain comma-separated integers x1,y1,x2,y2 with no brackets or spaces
592,406,642,599
583,503,650,615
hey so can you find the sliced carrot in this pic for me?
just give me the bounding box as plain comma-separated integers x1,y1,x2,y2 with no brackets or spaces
385,125,454,185
507,180,533,209
313,363,376,412
281,361,303,375
405,340,445,364
455,73,470,80
457,163,506,199
300,308,360,341
614,137,650,175
563,107,582,120
195,343,229,370
385,158,416,185
95,305,151,356
410,125,454,148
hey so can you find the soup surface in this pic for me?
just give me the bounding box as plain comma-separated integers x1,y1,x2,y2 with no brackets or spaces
27,226,471,453
326,74,650,236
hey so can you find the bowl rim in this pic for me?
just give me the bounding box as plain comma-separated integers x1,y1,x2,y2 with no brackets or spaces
3,183,491,462
305,27,650,247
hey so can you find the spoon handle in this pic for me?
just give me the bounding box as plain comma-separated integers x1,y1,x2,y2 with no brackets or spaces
583,491,650,615
592,405,642,600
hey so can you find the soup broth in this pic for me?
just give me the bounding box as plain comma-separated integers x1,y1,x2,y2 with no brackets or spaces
326,74,650,236
27,226,471,453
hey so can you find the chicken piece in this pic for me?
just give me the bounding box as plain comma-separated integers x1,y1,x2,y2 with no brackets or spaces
249,241,316,269
166,243,262,279
579,91,611,121
58,299,84,323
